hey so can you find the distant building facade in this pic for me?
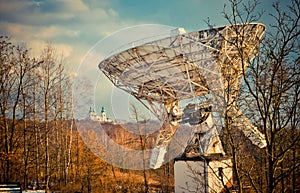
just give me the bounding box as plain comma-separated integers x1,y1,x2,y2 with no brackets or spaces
88,106,112,122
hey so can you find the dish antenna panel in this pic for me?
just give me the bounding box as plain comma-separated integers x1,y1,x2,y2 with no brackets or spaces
99,23,267,169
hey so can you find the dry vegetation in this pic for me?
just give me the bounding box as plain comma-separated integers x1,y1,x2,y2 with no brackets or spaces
1,0,300,192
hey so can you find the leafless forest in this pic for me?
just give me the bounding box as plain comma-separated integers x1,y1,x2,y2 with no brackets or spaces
1,0,300,192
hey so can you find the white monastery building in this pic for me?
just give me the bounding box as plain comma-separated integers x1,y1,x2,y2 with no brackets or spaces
88,106,112,122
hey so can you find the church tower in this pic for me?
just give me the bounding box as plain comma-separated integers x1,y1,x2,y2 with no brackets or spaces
89,107,96,120
101,106,107,121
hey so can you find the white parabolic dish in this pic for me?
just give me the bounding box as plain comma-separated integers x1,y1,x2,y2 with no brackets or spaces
98,23,267,169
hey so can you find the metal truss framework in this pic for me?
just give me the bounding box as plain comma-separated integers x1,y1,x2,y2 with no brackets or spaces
99,23,267,169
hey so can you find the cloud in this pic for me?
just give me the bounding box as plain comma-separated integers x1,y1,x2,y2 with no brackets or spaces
35,25,80,39
0,0,131,48
0,0,29,15
0,1,110,68
0,22,35,39
59,0,89,12
25,39,73,59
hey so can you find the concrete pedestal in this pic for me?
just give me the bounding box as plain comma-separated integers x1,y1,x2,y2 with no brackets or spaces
174,155,233,193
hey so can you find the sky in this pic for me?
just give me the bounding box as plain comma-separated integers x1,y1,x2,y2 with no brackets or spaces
0,0,233,67
0,0,286,121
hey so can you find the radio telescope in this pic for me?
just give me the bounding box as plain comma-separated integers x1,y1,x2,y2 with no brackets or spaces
98,23,267,170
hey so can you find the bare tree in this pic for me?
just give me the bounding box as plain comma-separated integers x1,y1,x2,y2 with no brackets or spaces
0,37,42,183
130,104,149,193
218,0,300,192
0,36,16,182
20,53,43,190
38,44,63,192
